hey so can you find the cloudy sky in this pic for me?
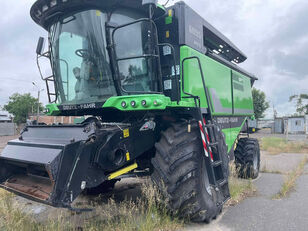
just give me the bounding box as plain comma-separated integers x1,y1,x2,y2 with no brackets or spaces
0,0,307,117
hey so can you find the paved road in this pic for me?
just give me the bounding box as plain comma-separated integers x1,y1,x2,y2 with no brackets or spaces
218,172,308,231
187,153,308,231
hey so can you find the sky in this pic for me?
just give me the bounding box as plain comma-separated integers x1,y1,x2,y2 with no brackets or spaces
0,0,308,118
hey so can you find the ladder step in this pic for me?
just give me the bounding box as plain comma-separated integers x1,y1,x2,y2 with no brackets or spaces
212,160,222,167
209,142,218,147
218,179,227,187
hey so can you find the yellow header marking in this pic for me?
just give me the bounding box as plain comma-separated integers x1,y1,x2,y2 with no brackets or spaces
126,152,130,161
123,129,130,138
108,163,138,180
166,31,170,38
96,10,101,16
168,9,172,17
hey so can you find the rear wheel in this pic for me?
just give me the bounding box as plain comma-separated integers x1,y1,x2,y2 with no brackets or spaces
151,121,227,222
234,138,260,179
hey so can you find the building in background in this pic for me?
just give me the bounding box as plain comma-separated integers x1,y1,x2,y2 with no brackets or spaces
258,116,308,135
0,111,13,123
0,111,15,136
257,119,274,129
285,116,306,134
273,117,284,134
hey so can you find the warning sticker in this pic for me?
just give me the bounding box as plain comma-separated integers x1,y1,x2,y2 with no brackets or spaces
164,79,172,90
123,129,129,138
126,152,130,161
163,45,172,56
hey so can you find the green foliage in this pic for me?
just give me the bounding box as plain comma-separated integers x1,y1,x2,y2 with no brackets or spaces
3,93,43,124
252,88,270,119
289,94,308,115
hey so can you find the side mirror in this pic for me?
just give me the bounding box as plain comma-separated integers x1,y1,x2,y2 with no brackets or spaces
36,37,45,55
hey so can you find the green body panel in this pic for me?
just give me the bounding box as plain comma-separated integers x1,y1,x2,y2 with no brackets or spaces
232,70,254,115
222,118,247,152
180,46,254,116
45,104,60,116
181,46,231,114
102,94,171,111
102,94,197,111
45,96,197,115
180,45,253,152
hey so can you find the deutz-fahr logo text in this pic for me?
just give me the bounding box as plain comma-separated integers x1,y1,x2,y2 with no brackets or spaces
216,117,239,124
63,103,96,110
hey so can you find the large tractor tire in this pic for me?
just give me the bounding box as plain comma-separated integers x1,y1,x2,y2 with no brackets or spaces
234,138,260,179
151,121,228,222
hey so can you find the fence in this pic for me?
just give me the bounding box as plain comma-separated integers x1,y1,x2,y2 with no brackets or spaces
0,123,16,136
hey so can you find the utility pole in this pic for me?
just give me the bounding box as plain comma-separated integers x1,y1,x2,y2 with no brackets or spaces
32,82,44,123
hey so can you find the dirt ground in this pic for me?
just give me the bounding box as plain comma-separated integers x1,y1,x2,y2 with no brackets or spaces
0,135,18,151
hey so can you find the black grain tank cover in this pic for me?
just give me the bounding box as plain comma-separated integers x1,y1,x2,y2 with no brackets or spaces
30,0,166,30
169,1,247,63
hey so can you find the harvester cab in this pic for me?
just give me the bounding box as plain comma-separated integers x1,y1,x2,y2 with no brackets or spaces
0,0,260,222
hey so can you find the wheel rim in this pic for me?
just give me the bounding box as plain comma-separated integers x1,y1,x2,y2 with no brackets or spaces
253,151,258,170
202,158,212,196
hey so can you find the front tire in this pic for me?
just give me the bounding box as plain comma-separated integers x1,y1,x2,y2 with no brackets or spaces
234,138,260,179
151,121,226,222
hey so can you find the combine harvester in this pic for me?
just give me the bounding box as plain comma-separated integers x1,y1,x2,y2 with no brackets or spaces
0,0,260,222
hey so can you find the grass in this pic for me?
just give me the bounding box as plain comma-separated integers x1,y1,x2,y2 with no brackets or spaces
260,137,308,154
0,180,183,231
0,165,259,229
227,164,257,206
273,156,308,199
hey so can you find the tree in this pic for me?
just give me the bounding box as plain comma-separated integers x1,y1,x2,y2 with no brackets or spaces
3,93,43,124
252,88,270,119
289,94,308,115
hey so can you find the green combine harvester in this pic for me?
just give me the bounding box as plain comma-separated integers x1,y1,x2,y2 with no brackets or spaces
0,0,260,222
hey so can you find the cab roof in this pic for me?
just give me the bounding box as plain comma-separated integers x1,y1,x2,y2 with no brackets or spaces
30,0,166,30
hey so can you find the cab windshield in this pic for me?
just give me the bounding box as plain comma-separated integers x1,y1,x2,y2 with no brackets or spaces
50,9,158,105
